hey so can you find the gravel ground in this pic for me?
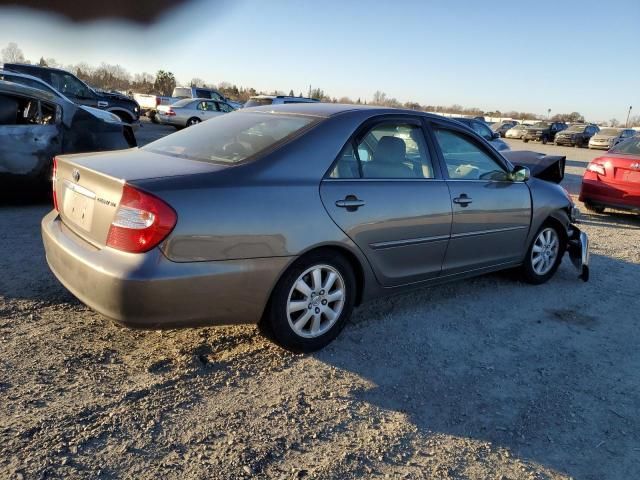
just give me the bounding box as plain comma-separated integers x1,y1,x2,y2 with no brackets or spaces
1,124,639,480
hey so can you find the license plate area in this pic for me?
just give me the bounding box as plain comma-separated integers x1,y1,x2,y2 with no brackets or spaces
615,169,640,183
63,180,95,231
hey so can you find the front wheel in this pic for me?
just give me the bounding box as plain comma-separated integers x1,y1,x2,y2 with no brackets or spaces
264,251,356,352
541,136,548,145
520,224,564,285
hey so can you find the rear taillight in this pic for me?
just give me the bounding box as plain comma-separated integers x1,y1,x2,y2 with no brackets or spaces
587,162,606,176
155,97,161,107
165,108,176,116
106,184,177,253
52,157,59,211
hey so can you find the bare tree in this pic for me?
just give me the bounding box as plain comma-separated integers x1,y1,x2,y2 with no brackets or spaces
2,42,26,63
609,118,620,127
371,90,387,105
190,78,206,87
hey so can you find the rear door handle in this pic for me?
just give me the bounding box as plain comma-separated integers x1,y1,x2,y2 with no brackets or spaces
453,194,473,206
335,196,365,211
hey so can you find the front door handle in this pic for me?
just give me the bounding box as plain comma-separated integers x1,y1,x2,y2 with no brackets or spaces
335,195,365,211
453,194,473,206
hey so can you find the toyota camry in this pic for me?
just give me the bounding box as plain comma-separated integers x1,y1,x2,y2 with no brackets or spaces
42,104,589,352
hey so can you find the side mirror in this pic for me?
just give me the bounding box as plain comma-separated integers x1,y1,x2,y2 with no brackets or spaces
492,132,501,139
511,165,530,182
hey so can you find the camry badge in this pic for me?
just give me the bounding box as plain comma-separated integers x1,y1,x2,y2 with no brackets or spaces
631,162,640,170
72,169,81,182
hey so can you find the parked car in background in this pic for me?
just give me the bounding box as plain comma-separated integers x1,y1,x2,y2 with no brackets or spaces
172,86,243,109
156,98,235,128
492,120,518,137
135,86,242,122
244,95,319,107
0,81,135,190
523,121,567,144
453,117,510,151
588,127,636,150
505,124,529,139
42,103,588,352
554,124,599,148
579,137,640,214
3,63,140,124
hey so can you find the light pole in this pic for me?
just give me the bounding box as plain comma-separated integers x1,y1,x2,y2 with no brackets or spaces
626,106,633,127
547,108,551,120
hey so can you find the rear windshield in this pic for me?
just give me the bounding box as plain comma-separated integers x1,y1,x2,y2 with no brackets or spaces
172,87,192,98
532,122,549,128
565,125,585,132
171,98,195,107
244,98,273,107
599,128,620,136
609,138,640,155
143,111,317,164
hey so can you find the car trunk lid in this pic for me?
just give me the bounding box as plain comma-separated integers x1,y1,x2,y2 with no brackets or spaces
54,148,226,247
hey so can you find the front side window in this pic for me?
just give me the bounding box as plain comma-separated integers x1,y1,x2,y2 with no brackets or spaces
471,121,493,141
50,72,91,99
218,102,234,113
434,128,508,181
330,122,435,179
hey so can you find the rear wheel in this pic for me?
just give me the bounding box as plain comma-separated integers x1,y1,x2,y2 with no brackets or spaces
264,251,356,352
520,224,564,285
542,136,548,145
186,117,201,127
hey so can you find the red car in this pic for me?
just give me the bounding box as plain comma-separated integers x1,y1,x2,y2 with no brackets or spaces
580,137,640,214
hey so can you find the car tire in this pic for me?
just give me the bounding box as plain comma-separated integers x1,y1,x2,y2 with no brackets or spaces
186,117,201,127
542,136,548,145
520,223,565,285
114,111,133,124
264,251,356,353
574,138,583,148
523,139,529,143
584,202,605,214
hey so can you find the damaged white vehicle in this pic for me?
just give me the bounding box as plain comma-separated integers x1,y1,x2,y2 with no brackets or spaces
0,81,136,191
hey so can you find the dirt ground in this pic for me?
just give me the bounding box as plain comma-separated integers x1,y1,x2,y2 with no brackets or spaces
1,128,639,480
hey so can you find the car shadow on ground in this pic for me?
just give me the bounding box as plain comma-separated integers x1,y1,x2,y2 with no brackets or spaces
315,254,640,480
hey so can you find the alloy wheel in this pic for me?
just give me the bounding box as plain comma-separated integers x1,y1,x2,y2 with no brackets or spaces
286,264,345,339
531,228,559,276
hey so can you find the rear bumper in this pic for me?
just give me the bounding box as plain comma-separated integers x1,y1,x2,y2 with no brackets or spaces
41,211,291,328
579,177,640,211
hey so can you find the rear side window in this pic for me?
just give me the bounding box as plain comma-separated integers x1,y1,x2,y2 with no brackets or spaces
330,122,435,179
434,128,508,181
173,87,192,98
143,111,316,164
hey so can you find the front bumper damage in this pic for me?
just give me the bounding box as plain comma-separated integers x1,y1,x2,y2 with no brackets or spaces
567,224,589,282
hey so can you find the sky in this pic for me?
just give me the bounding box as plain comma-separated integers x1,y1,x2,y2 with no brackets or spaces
0,0,638,122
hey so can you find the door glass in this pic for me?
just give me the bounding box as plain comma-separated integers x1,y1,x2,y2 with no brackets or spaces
196,101,207,111
472,121,492,140
50,72,91,99
434,128,508,181
359,123,435,179
218,102,234,113
329,143,360,178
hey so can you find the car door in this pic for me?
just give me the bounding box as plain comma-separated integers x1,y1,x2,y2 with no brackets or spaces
320,117,452,287
428,121,532,275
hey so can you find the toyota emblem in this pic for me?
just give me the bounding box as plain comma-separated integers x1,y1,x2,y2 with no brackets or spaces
631,162,640,170
72,169,80,182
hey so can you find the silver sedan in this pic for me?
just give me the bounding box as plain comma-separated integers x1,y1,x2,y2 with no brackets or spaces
42,104,589,352
156,98,235,128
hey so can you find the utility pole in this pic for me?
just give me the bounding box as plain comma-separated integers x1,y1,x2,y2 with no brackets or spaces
626,105,633,127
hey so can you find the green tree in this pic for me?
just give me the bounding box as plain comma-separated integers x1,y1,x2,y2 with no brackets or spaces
154,70,176,96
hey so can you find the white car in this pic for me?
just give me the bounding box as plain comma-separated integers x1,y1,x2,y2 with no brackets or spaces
156,98,235,128
505,124,528,139
588,128,636,150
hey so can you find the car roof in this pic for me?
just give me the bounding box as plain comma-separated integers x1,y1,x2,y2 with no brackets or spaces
250,94,318,101
244,102,457,119
0,68,49,84
0,79,63,104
